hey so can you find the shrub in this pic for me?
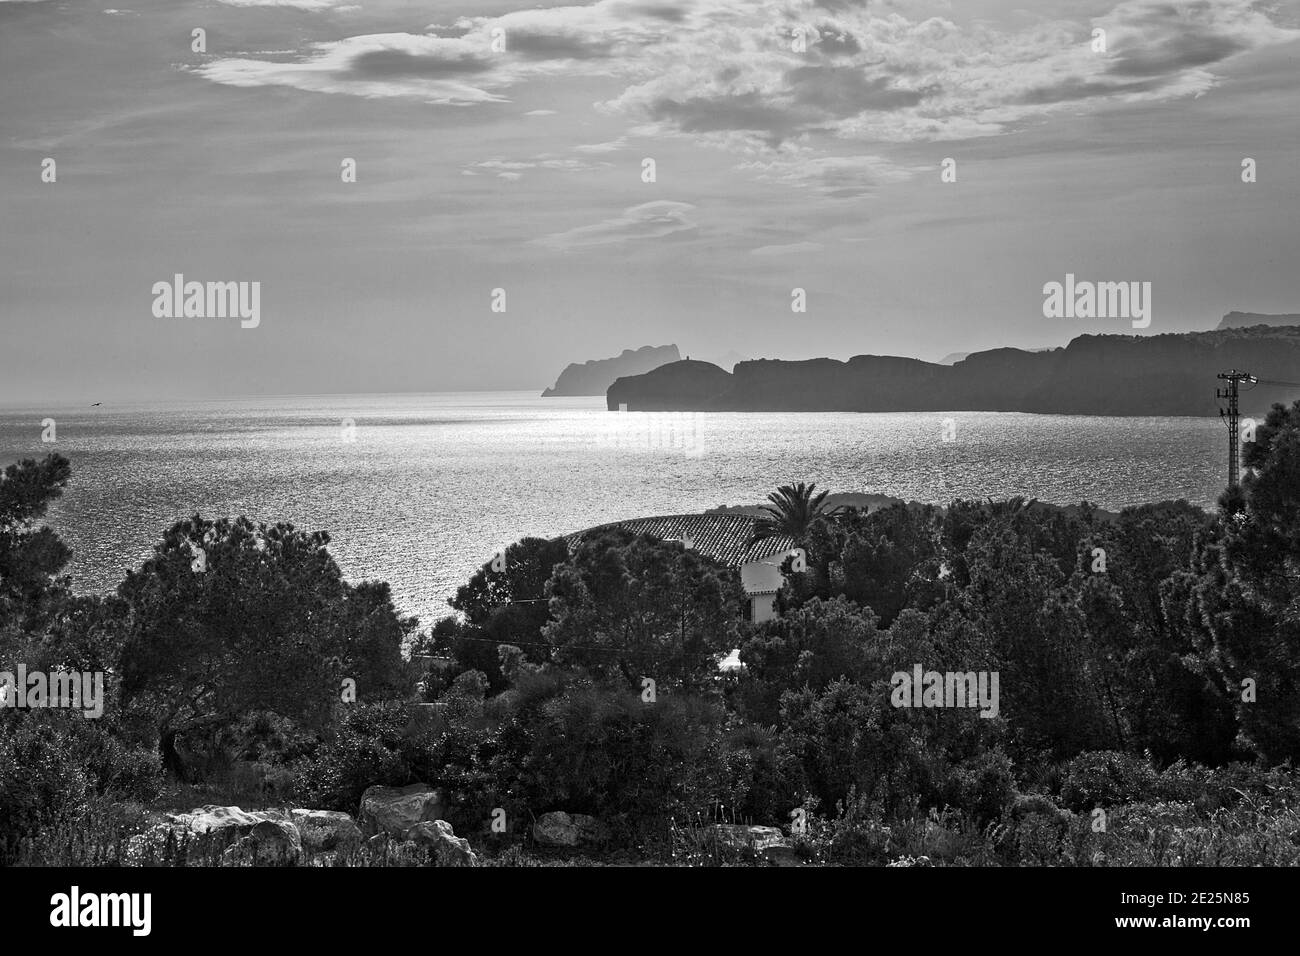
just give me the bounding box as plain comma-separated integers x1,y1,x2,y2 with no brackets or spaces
1059,751,1159,811
0,717,94,863
291,701,416,812
942,748,1016,823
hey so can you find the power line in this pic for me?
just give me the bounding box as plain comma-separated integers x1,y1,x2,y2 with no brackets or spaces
422,632,734,658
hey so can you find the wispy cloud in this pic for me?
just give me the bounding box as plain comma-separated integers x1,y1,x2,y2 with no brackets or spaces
464,155,614,179
751,241,824,256
214,0,348,9
534,200,698,249
737,153,917,198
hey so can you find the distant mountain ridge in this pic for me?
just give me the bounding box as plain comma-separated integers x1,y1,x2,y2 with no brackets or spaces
606,327,1300,417
1216,311,1300,330
542,345,680,397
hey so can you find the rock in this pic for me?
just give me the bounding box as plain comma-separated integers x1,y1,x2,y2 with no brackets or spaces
358,783,449,839
222,819,303,866
543,344,680,397
149,805,276,863
291,809,362,854
603,328,1300,417
759,844,803,867
606,359,733,411
126,805,361,865
710,824,786,852
169,804,266,837
533,811,607,848
405,820,478,867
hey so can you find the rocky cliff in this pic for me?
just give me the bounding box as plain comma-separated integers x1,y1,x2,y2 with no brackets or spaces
606,328,1300,417
542,344,680,396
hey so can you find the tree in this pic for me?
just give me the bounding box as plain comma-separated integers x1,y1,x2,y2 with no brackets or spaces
542,529,744,691
1191,399,1300,760
781,503,944,627
117,515,410,777
449,535,569,667
451,537,568,628
958,523,1112,759
736,597,880,724
750,482,841,546
0,454,72,627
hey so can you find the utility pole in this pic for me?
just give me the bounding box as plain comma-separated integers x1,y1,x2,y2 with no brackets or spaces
1217,369,1257,488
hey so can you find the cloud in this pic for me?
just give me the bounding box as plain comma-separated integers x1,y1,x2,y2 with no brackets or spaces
751,241,824,256
464,156,613,179
602,0,1300,145
534,200,698,249
213,0,347,9
737,153,916,198
574,137,628,153
787,66,932,113
188,0,1300,180
506,31,615,60
194,33,510,105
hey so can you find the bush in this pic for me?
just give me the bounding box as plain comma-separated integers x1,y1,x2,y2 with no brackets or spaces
1059,751,1159,811
0,717,94,863
942,748,1016,823
291,701,417,812
507,681,737,829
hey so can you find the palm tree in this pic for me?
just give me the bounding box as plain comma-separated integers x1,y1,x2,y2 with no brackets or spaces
749,482,841,545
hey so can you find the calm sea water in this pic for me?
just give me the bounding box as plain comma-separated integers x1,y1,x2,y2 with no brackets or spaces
0,392,1228,626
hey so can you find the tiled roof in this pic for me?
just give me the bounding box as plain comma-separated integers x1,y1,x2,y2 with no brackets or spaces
565,513,796,568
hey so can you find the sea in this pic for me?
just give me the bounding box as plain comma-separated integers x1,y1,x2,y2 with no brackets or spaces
0,391,1229,627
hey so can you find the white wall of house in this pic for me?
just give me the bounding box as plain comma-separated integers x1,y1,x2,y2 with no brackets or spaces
750,592,779,623
740,550,798,595
740,549,800,623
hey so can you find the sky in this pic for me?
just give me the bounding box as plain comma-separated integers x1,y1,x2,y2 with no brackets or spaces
2,0,1298,402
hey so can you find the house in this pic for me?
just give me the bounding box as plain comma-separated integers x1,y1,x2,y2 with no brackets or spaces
565,513,799,623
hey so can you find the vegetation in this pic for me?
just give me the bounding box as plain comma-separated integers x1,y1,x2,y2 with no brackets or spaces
749,481,841,546
5,400,1300,866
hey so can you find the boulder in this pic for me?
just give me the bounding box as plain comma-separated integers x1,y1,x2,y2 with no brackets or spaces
169,804,266,838
405,820,478,867
291,809,363,855
123,806,300,865
127,805,368,865
161,805,275,863
533,811,606,848
758,843,803,867
710,824,786,852
358,784,449,839
222,819,303,866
